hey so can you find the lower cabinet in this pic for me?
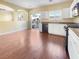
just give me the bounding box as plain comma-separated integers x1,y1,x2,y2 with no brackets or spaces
48,24,66,36
68,29,79,59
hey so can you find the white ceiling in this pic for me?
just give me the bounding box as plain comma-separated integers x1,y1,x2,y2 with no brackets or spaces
4,0,69,9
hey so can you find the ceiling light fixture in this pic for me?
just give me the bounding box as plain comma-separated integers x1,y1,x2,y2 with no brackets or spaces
49,0,53,2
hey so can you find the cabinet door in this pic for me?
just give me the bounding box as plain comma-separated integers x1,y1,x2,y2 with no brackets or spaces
48,24,54,34
49,10,62,19
40,12,49,19
62,8,70,18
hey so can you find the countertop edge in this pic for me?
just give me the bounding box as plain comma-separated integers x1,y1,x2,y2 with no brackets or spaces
70,28,79,38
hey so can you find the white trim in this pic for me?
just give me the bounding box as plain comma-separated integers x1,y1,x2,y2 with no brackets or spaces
0,27,27,36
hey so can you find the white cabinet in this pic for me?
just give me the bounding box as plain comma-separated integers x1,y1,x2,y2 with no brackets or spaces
48,24,66,36
68,29,79,59
40,12,49,19
49,10,62,19
62,8,71,18
49,8,71,19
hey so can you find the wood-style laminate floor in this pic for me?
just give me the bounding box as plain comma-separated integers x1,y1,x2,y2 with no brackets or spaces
0,29,68,59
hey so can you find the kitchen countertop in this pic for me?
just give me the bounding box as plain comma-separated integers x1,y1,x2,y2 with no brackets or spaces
40,18,79,37
40,18,79,24
71,28,79,37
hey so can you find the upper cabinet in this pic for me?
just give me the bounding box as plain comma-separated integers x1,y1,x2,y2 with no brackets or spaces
62,8,71,18
40,11,49,19
49,10,62,19
49,8,71,19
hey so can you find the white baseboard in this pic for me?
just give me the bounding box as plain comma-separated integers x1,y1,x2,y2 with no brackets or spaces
0,27,27,36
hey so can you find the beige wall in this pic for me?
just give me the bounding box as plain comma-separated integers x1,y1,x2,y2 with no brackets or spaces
0,21,16,33
0,0,29,33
